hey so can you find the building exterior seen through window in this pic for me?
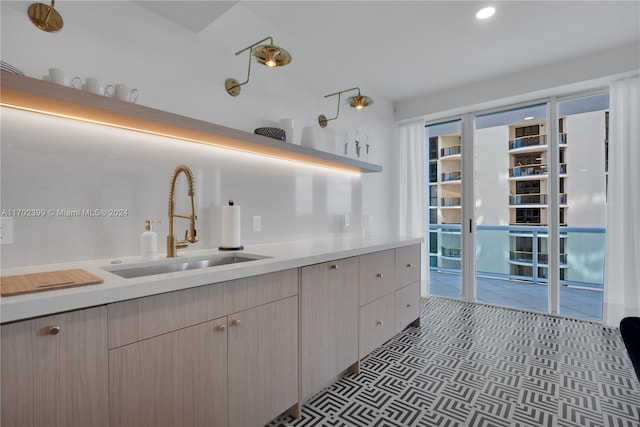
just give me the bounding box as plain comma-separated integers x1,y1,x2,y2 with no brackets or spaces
428,94,608,321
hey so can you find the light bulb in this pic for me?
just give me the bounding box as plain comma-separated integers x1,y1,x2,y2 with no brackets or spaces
476,6,495,20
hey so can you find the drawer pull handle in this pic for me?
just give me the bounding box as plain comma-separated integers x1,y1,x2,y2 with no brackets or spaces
231,320,241,327
406,304,412,308
376,273,384,278
215,325,226,332
47,325,61,336
376,320,384,326
406,263,413,268
331,264,339,270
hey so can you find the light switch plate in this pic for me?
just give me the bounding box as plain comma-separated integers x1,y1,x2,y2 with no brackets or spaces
253,216,261,232
1,217,13,244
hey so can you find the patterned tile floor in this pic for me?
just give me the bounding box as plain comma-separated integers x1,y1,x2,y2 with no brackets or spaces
268,297,640,427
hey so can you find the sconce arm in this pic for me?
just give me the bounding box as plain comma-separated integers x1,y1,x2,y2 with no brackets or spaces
318,87,361,127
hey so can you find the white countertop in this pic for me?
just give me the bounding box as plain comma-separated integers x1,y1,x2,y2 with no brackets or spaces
1,236,422,323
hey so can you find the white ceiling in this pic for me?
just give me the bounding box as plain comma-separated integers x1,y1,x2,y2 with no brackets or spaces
137,1,639,103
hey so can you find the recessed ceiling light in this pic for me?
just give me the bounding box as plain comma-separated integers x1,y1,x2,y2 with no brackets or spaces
476,6,495,20
524,116,534,121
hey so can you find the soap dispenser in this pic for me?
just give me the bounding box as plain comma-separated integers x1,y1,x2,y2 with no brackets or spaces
141,220,161,260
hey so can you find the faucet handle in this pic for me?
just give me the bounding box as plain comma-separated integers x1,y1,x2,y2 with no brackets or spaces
185,229,199,244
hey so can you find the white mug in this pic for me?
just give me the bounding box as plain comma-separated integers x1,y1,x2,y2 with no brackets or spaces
114,84,139,103
300,126,316,148
278,118,294,144
82,77,105,95
48,68,81,89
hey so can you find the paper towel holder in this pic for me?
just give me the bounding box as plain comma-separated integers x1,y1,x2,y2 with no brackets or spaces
219,200,244,251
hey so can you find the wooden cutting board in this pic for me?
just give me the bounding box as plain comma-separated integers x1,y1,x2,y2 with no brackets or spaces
0,269,104,296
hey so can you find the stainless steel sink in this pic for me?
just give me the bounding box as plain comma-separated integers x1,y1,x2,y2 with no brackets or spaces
103,253,269,279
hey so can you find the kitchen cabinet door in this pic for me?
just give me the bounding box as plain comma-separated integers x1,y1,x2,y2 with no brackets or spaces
359,249,396,306
228,295,299,427
301,257,359,399
1,306,108,427
109,317,228,427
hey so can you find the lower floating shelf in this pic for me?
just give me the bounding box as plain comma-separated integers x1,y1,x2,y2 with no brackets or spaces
0,71,382,174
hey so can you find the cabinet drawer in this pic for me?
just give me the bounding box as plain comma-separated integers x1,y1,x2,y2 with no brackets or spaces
359,249,395,306
395,245,420,288
359,293,395,359
108,269,298,348
395,281,420,331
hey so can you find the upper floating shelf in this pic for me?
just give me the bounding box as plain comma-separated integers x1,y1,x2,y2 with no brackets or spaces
0,71,382,174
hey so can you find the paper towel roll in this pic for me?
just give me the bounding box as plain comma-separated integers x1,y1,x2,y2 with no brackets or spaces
220,202,242,249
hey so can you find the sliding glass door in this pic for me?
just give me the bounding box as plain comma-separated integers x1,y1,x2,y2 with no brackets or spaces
426,120,463,299
474,103,550,312
555,93,608,321
426,92,608,322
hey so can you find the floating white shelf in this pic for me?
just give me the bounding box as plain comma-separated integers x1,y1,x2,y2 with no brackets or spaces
0,71,382,174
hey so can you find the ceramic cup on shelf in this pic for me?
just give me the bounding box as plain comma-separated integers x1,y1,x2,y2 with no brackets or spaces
278,118,294,144
82,77,106,95
114,84,139,103
48,67,81,88
300,126,316,148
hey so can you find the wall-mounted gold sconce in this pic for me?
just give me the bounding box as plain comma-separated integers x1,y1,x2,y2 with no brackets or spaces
28,0,63,32
225,36,292,97
318,87,373,128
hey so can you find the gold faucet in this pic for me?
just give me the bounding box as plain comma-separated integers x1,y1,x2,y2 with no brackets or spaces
167,165,199,257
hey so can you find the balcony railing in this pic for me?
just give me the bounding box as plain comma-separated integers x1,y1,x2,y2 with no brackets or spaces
508,193,568,205
441,171,461,182
509,163,566,177
510,163,546,177
509,134,547,150
441,247,461,258
441,197,461,207
509,193,547,205
509,250,568,264
440,145,462,157
428,224,605,289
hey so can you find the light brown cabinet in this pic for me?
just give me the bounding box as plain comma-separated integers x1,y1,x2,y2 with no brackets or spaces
0,243,421,426
301,257,359,399
109,317,228,427
300,245,422,399
358,244,421,360
1,306,108,427
107,270,299,427
228,295,299,427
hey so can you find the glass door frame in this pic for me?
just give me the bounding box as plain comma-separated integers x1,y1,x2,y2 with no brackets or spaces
426,89,607,316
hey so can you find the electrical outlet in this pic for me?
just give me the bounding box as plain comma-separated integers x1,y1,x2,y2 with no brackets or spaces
1,217,14,244
253,216,262,232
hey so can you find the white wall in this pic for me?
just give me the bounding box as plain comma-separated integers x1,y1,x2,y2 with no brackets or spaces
0,1,396,267
395,42,640,123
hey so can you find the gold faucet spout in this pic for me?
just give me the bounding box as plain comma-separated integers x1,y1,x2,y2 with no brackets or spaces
167,165,199,257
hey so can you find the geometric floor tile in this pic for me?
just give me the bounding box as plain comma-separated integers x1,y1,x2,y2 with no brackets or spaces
267,297,640,427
